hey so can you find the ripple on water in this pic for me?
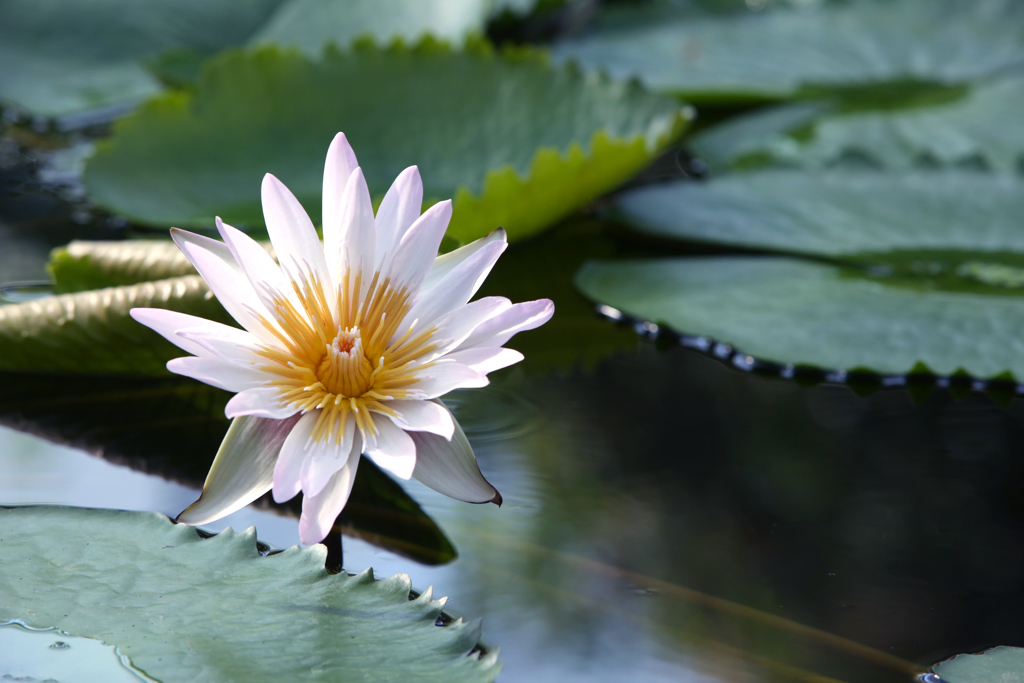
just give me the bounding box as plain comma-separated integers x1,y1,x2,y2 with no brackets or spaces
0,621,155,682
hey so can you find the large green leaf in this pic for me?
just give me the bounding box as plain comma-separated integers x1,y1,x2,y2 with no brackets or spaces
614,171,1024,259
553,0,1024,102
0,0,282,121
931,646,1024,682
0,275,230,375
691,74,1024,172
575,256,1024,379
0,506,497,683
49,239,198,293
0,0,535,121
0,371,457,564
82,40,688,242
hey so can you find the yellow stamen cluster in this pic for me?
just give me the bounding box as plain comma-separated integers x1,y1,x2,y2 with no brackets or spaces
253,262,436,447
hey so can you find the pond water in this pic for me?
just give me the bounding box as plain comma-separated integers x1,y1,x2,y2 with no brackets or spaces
3,343,1023,682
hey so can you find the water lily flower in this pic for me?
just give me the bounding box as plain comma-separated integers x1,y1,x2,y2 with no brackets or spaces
131,133,553,544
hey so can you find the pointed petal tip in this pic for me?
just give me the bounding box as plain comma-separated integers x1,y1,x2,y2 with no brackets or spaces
490,489,503,507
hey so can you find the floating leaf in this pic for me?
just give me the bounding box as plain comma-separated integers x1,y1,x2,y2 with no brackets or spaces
49,240,197,293
0,371,457,564
82,40,687,242
0,0,282,121
0,275,230,375
553,0,1024,102
0,506,497,682
614,171,1024,260
691,74,1024,171
0,0,535,121
932,646,1024,683
575,256,1024,379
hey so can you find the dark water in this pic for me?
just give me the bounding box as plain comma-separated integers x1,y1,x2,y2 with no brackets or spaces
3,132,1024,682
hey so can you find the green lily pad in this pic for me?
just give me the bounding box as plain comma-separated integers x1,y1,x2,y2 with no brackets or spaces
614,171,1024,259
932,646,1024,682
553,0,1024,102
82,40,688,242
0,0,282,121
49,239,198,293
575,256,1024,379
0,0,536,121
0,275,231,375
691,74,1024,172
0,506,497,683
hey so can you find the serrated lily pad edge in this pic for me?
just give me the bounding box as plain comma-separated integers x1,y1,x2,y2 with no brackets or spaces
81,37,690,240
0,505,499,672
573,264,1023,392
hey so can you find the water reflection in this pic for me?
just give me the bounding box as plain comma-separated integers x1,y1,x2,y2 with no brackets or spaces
0,622,155,682
3,342,1024,681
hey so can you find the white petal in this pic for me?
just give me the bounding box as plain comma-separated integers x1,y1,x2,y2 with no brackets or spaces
166,356,270,392
458,298,555,351
299,442,361,545
446,347,524,375
322,132,359,249
272,410,318,503
410,418,500,505
177,414,301,525
261,173,333,293
426,296,512,359
171,229,279,346
402,236,506,331
325,167,375,293
176,326,264,365
365,418,417,480
300,413,357,497
386,199,451,289
421,227,506,296
225,387,296,419
374,165,423,272
130,308,229,358
413,363,488,399
385,399,455,440
216,217,304,314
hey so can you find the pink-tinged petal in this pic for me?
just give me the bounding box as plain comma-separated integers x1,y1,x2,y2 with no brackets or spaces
410,418,501,505
300,413,357,497
386,199,451,289
420,227,506,296
216,217,304,314
459,298,555,351
325,167,375,293
365,418,417,480
176,326,264,365
166,356,271,392
374,165,423,272
262,173,333,292
446,347,524,375
413,363,489,399
130,308,226,358
425,296,512,359
402,235,506,331
177,414,301,525
299,441,361,544
171,229,279,346
225,386,297,419
272,410,318,503
322,132,359,248
385,399,455,440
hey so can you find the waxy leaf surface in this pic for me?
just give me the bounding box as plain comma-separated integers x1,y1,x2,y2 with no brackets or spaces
575,257,1024,380
83,41,687,242
0,506,496,682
